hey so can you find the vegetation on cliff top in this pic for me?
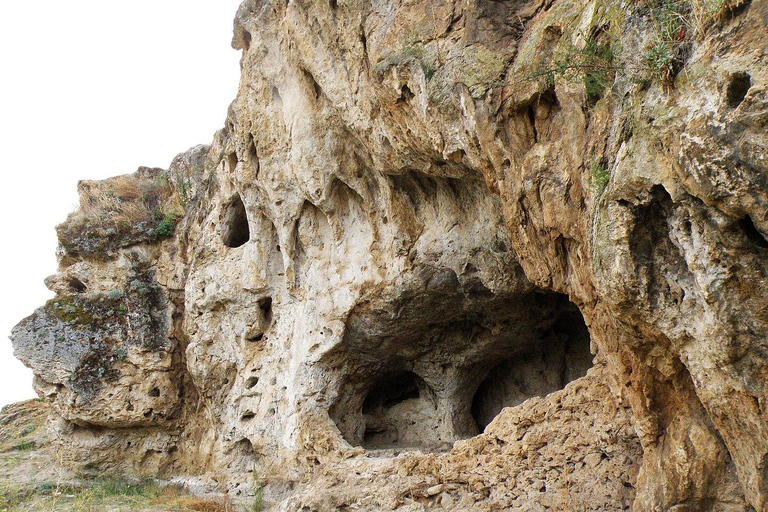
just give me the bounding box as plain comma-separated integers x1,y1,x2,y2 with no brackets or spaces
56,167,185,259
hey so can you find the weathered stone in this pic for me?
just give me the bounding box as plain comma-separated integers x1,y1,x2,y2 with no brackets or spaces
9,1,768,510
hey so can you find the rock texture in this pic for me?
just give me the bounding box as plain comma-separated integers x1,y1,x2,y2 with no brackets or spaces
10,0,768,510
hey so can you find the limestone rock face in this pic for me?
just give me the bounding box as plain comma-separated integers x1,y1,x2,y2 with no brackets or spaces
10,0,768,510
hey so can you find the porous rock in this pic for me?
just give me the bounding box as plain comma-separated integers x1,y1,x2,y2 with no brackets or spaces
10,1,768,510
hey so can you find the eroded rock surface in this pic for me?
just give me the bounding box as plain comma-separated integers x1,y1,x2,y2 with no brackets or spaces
10,0,768,510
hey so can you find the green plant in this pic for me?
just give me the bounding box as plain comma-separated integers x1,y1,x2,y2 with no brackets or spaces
12,440,34,451
108,289,125,301
94,476,159,498
642,0,741,87
581,38,615,103
155,212,181,238
114,347,128,361
424,62,437,81
373,41,439,82
0,483,34,511
523,34,617,105
644,40,676,84
252,471,264,512
588,160,611,194
643,0,689,86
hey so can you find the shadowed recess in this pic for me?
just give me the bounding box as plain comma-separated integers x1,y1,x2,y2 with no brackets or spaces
221,194,250,248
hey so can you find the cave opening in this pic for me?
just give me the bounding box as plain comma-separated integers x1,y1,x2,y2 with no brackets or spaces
726,71,751,108
470,302,592,431
222,194,250,248
258,297,273,324
68,278,87,293
360,371,439,450
739,215,768,249
328,288,594,452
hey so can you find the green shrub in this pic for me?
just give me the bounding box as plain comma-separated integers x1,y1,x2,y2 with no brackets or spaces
588,160,611,194
155,212,181,238
12,441,34,452
107,290,125,301
644,40,676,84
523,34,616,105
252,471,264,512
642,0,739,87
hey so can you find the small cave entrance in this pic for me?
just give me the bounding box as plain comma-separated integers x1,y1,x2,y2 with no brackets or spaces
360,371,439,450
726,71,751,108
470,302,593,431
221,194,250,248
68,277,87,294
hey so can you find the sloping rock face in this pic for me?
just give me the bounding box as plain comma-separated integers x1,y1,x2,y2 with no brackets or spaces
10,0,768,510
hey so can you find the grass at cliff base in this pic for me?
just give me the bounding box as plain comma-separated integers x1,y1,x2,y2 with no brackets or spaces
0,401,240,512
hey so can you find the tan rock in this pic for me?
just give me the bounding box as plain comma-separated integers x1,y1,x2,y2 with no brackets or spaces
10,1,768,511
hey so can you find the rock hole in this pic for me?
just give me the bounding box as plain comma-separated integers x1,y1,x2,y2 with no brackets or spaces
246,377,259,389
227,152,238,173
739,215,768,248
143,409,153,418
521,87,559,146
234,438,254,458
68,278,87,293
149,387,160,398
248,134,258,158
304,70,323,100
248,134,259,178
294,200,332,288
258,297,273,324
272,86,282,103
470,300,593,432
527,105,538,143
726,72,751,108
361,371,438,449
396,84,414,105
221,194,250,248
247,333,264,343
241,412,255,422
447,149,465,163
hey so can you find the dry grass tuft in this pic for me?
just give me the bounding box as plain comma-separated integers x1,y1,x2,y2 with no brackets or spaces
641,0,749,87
57,167,186,257
176,495,236,512
74,170,173,230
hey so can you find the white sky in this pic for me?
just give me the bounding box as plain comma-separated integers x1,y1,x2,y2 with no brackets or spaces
0,1,243,408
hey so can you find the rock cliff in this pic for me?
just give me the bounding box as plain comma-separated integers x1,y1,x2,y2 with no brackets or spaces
10,0,768,510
